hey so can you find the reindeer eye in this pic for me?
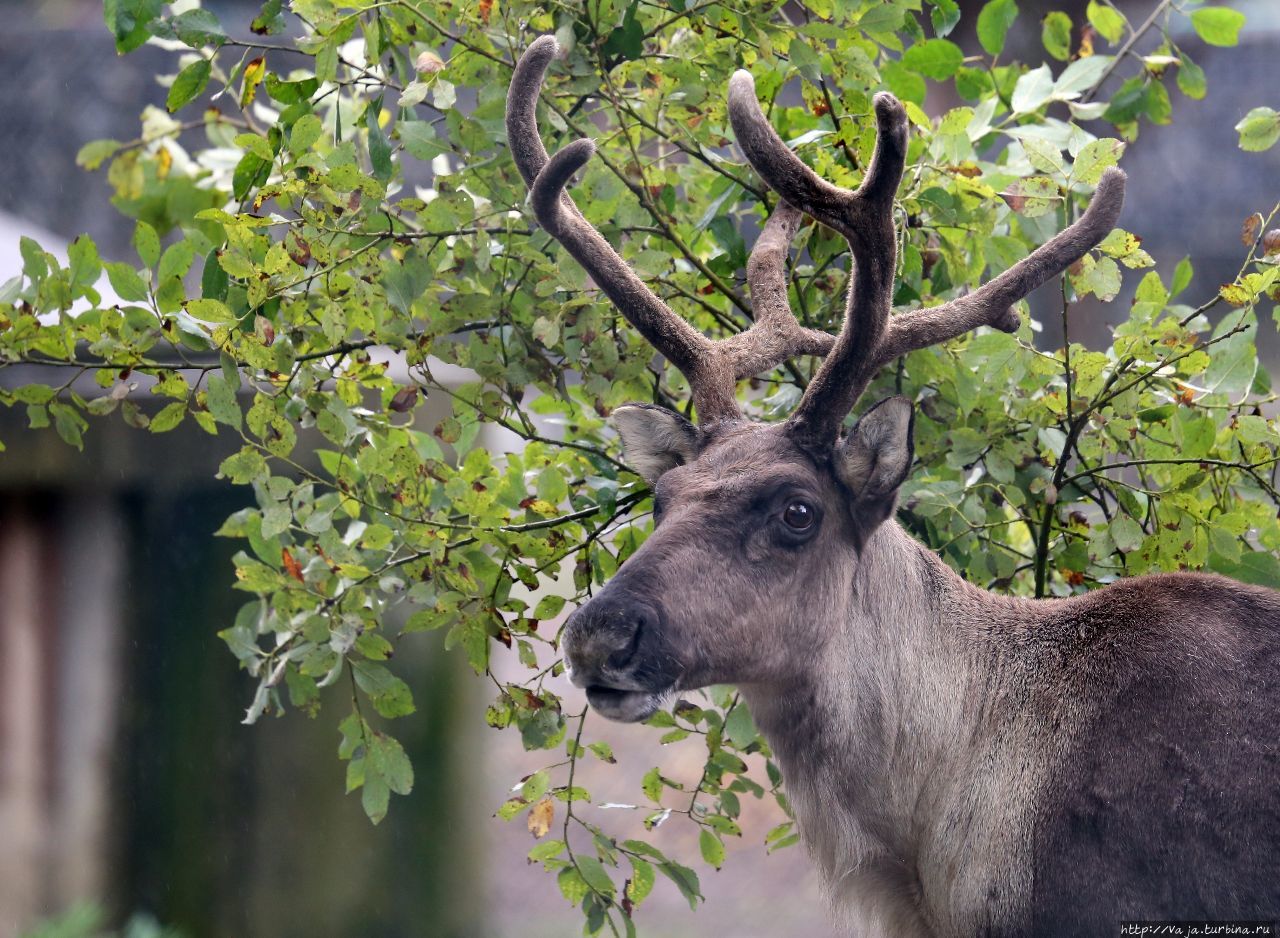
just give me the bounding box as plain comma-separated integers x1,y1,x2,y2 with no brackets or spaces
782,500,814,530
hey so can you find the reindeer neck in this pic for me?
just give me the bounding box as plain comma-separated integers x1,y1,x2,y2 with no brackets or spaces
741,520,1022,890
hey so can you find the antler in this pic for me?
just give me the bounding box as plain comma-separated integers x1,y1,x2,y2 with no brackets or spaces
728,70,1127,446
507,37,831,425
509,38,1127,439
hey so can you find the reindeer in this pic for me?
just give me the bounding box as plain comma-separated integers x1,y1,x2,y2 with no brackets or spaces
506,37,1280,937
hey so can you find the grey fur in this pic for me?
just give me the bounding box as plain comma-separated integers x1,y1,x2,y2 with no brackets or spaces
611,404,702,484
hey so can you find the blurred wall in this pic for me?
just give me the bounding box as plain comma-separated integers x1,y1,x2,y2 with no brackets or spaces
0,396,484,938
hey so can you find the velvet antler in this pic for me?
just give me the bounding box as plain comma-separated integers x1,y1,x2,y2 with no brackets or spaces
508,38,1127,437
507,37,833,425
727,71,1127,446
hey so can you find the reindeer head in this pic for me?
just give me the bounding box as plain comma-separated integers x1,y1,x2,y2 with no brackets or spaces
507,37,1125,721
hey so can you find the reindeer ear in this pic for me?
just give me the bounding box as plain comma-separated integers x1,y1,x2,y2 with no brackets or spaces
836,396,914,525
612,403,702,484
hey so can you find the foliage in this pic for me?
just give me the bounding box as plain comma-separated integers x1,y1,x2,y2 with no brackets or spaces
21,904,183,938
2,0,1278,934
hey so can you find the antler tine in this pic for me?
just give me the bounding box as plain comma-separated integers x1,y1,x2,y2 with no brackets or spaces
507,39,739,423
872,167,1127,367
722,200,835,379
729,71,909,444
507,36,559,187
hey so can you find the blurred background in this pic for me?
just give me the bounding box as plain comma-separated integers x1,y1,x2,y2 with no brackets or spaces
1,1,1277,936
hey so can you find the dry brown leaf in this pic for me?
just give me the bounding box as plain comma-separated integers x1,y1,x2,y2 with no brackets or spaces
415,50,444,74
282,548,304,583
528,796,555,838
1242,212,1264,246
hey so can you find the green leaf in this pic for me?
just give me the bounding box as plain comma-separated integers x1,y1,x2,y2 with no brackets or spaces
558,868,589,905
534,594,567,619
521,769,550,803
641,767,663,803
165,8,228,48
724,703,757,749
168,58,211,112
1235,108,1280,153
627,857,656,904
1072,138,1124,185
1086,1,1125,44
149,401,186,433
1210,551,1280,589
881,61,926,107
367,102,392,182
67,236,102,291
1176,53,1206,100
218,447,266,484
383,254,433,317
574,856,615,897
133,221,160,269
1053,54,1112,98
368,731,414,794
657,862,702,910
901,39,964,81
787,36,822,85
105,262,149,301
529,839,566,863
205,374,242,430
352,661,417,718
1111,516,1144,553
362,773,390,824
433,79,456,111
50,403,86,450
859,3,904,34
251,0,286,35
290,114,324,154
1011,65,1053,114
976,0,1018,56
399,121,449,161
1190,7,1245,47
103,0,161,53
1171,256,1194,297
1075,255,1122,301
265,73,319,106
602,3,643,62
1041,11,1072,61
186,298,236,323
76,139,122,170
698,828,725,869
157,239,195,284
929,0,961,37
1203,310,1257,400
232,152,272,202
1143,79,1171,125
1102,76,1149,125
235,133,275,162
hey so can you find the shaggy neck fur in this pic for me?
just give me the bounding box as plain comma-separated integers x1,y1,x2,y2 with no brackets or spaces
741,521,1048,937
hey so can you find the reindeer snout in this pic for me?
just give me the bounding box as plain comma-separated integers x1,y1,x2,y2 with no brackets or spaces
563,595,661,687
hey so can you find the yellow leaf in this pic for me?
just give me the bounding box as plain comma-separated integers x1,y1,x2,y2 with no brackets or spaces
241,57,266,109
156,145,173,179
1219,282,1251,307
1078,27,1095,59
528,796,555,838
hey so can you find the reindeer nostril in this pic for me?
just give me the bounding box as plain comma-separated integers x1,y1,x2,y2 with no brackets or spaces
605,607,650,671
567,597,662,681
